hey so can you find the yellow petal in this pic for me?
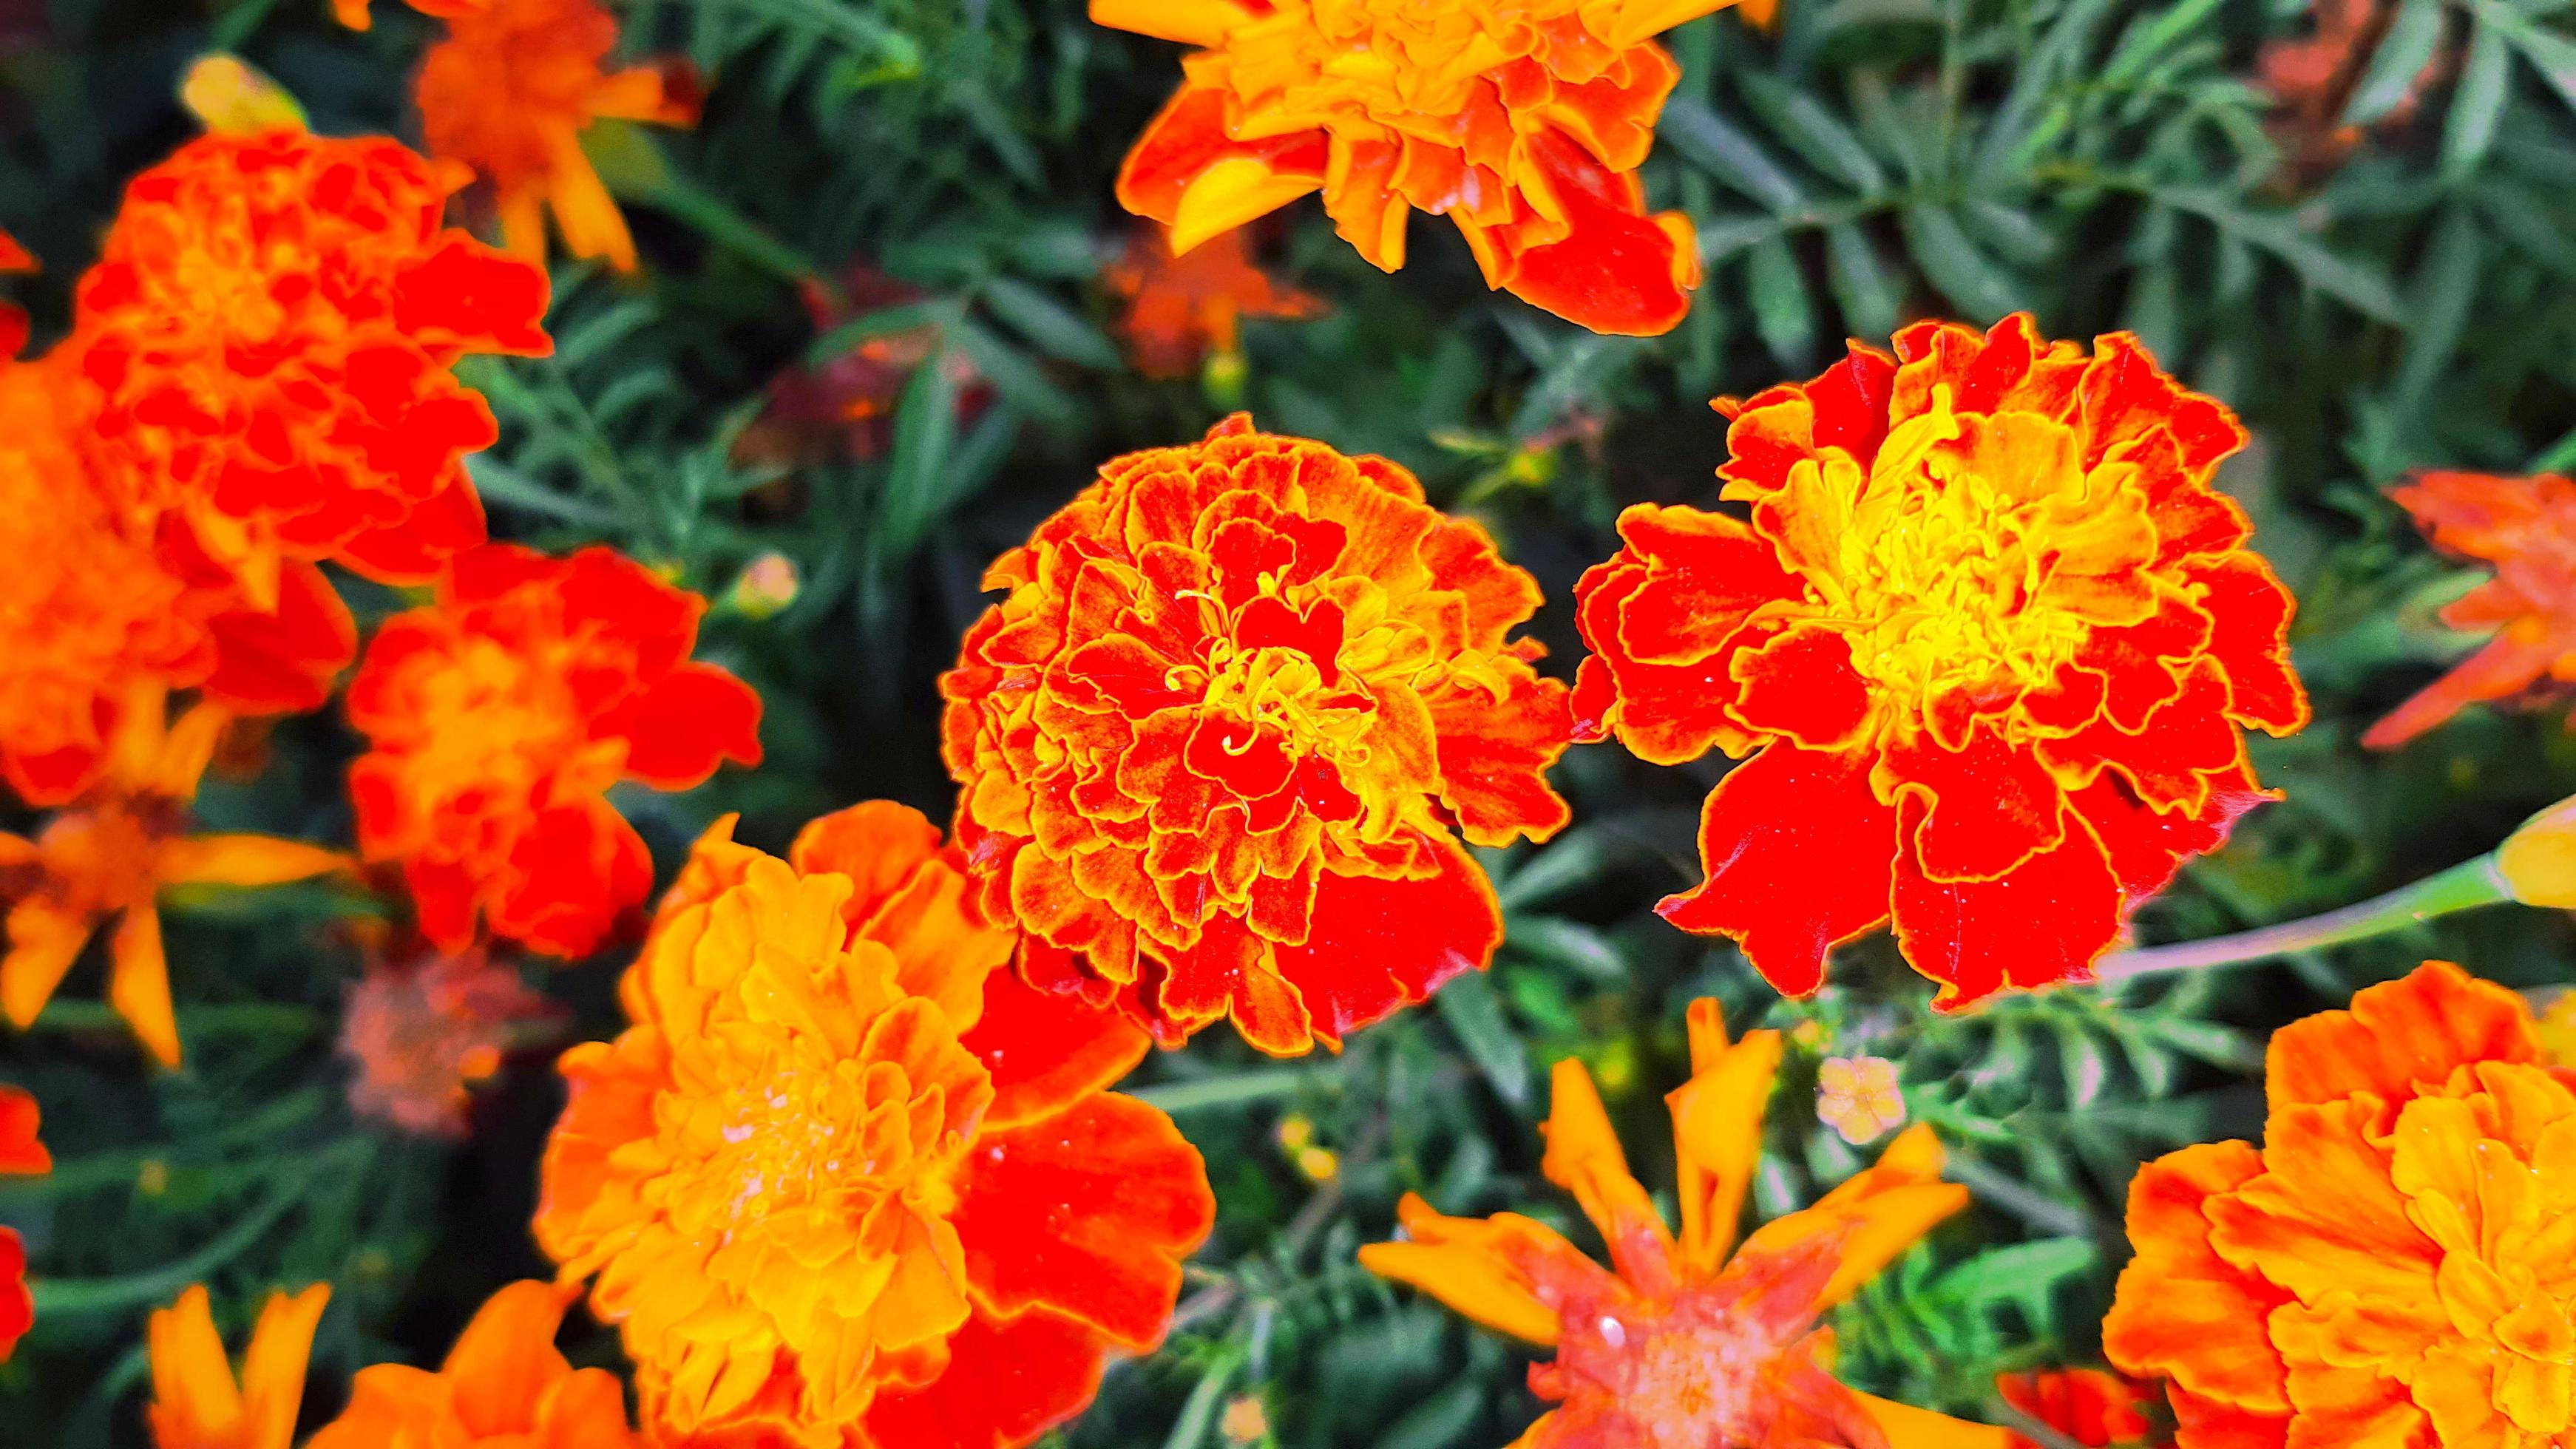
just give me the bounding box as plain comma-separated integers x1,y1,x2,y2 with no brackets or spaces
155,701,231,803
110,906,181,1069
240,1284,331,1449
1088,0,1259,46
1737,1124,1968,1310
1171,158,1321,257
1540,1057,1674,1282
440,1280,573,1433
180,55,309,136
1684,996,1729,1074
547,135,640,274
1670,1024,1782,1273
159,835,346,889
1849,1392,2016,1449
1357,1195,1568,1346
149,1286,246,1445
2,902,97,1028
1592,0,1739,49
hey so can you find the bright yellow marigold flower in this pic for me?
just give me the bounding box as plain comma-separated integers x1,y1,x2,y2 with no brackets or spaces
1361,1000,2009,1449
0,688,345,1067
145,1283,331,1449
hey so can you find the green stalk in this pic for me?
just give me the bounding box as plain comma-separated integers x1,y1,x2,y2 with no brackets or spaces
2093,854,2515,983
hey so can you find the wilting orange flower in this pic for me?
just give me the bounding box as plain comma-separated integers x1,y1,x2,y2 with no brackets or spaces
67,128,551,629
2104,960,2576,1449
940,414,1572,1054
347,543,762,960
1098,0,1760,336
307,1280,640,1448
0,1085,47,1363
339,948,556,1136
1571,315,2308,1006
2364,470,2576,749
535,802,1213,1448
415,0,699,272
1106,225,1321,379
146,1283,332,1449
1362,1000,2004,1449
1,690,345,1066
1996,1371,2167,1449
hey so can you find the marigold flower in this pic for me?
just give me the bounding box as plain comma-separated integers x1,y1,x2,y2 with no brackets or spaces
414,0,699,272
1996,1370,2166,1449
2104,959,2576,1449
0,1085,47,1363
339,948,557,1136
2364,470,2576,749
68,127,551,617
1,689,345,1066
145,1283,332,1449
1571,315,2308,1005
1361,999,2005,1449
1815,1054,1904,1145
1098,0,1754,335
940,413,1572,1054
534,802,1211,1448
306,1280,640,1448
1097,0,1762,337
1106,225,1321,379
346,543,762,960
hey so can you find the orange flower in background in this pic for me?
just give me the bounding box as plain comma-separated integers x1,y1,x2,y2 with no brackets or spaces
332,0,485,33
1572,314,2308,1006
1,690,345,1066
2104,960,2576,1448
346,543,762,960
0,1085,47,1363
1107,225,1321,379
145,1283,331,1449
307,1280,640,1448
736,264,989,469
1099,0,1755,336
339,949,557,1136
2364,470,2576,749
1361,1000,2002,1449
68,128,551,634
415,0,699,272
940,413,1572,1055
1996,1371,2167,1448
536,802,1209,1448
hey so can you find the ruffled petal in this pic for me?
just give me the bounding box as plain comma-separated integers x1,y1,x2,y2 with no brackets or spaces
1658,746,1897,997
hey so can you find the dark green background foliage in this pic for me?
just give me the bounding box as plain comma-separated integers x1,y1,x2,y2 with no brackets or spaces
5,0,2576,1442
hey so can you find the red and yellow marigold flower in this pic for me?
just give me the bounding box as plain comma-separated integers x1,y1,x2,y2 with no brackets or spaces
1571,315,2308,1005
339,948,557,1136
1105,224,1321,379
415,0,699,272
1996,1371,2167,1449
0,1085,47,1363
1,689,345,1067
1362,1000,2004,1449
67,127,551,631
2364,469,2576,749
534,801,1213,1448
306,1280,640,1448
2104,959,2576,1449
346,543,762,960
1098,0,1758,336
939,413,1572,1055
145,1283,332,1449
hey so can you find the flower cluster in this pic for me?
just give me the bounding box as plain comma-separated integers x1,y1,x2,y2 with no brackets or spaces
940,413,1571,1054
1572,315,2307,1005
348,544,763,959
1100,0,1766,334
535,803,1213,1448
2105,960,2576,1448
339,948,557,1135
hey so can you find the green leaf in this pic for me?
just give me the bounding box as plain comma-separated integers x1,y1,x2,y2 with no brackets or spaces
978,276,1121,368
2445,19,2515,174
1747,233,1816,367
1436,972,1532,1108
1825,222,1899,339
1378,1380,1484,1449
951,320,1075,424
1737,72,1886,194
2156,191,2407,324
1661,97,1806,214
2345,0,2444,127
2478,0,2576,118
1901,205,2019,320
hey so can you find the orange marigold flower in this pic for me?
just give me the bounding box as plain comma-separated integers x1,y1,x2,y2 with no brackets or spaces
1097,0,1752,336
0,1085,47,1363
2364,470,2576,749
415,0,699,273
346,543,762,960
339,948,557,1136
145,1283,332,1449
306,1280,640,1448
535,801,1211,1449
68,127,551,618
939,413,1572,1055
2103,959,2576,1449
1996,1370,2166,1449
1,688,345,1066
1361,1000,2004,1449
1571,314,2308,1006
1106,225,1321,379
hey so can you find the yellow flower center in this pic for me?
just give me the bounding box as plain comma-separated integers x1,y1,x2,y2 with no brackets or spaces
1223,0,1553,124
1193,642,1375,763
394,634,608,807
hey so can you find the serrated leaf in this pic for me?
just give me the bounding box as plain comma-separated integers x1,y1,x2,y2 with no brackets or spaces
2158,191,2407,323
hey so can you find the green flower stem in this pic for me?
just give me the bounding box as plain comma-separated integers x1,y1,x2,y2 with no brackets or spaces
27,1184,298,1317
2093,854,2516,983
1129,1068,1323,1115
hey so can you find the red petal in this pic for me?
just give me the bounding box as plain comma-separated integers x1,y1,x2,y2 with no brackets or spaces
2072,758,2270,907
0,1087,47,1175
334,461,488,583
2361,631,2563,750
1114,85,1327,225
0,1228,28,1363
1656,745,1896,997
952,1093,1213,1348
1424,666,1571,847
1726,624,1871,749
1604,504,1804,665
1880,724,2069,883
597,662,765,788
2080,332,2247,478
1719,343,1899,497
490,802,651,958
1888,798,2121,1005
860,1308,1108,1449
1502,130,1694,337
202,560,359,715
2036,661,2245,817
964,966,1153,1131
2183,554,2307,734
1268,831,1501,1048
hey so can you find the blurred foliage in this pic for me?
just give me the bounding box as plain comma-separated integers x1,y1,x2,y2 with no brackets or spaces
7,0,2576,1442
